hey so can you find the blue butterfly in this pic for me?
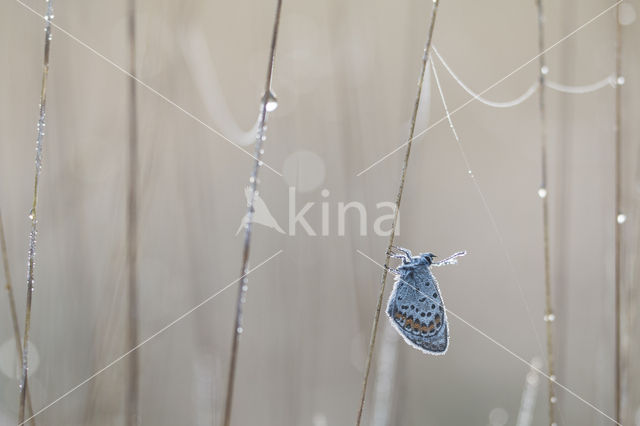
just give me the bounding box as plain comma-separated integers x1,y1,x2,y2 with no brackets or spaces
385,246,466,355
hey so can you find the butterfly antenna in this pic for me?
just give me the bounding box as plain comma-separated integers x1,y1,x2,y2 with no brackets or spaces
433,250,467,267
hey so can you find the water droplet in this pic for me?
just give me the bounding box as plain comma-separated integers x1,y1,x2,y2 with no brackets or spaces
242,285,248,292
617,213,627,224
249,176,255,183
28,209,35,220
549,375,556,382
265,91,278,112
617,76,625,86
541,65,549,75
544,313,555,322
550,396,557,404
538,188,547,198
237,327,243,334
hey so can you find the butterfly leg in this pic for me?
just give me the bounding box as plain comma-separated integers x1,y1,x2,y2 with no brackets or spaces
386,251,407,261
388,246,412,262
384,265,400,275
391,246,412,257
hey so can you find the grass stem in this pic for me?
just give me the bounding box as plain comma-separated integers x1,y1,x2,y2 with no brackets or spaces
355,2,441,424
1,210,35,425
613,3,623,424
126,0,140,424
534,2,557,425
221,2,283,425
18,0,54,424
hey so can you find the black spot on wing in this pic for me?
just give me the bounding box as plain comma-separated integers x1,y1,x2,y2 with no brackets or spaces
420,324,449,353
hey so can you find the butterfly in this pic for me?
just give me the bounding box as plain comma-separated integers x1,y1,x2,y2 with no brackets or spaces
385,246,466,355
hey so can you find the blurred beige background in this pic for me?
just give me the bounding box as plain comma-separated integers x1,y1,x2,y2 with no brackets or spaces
0,0,639,425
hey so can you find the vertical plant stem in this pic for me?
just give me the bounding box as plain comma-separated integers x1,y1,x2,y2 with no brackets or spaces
613,3,623,424
355,2,440,425
126,0,140,424
18,0,54,424
1,211,35,425
535,1,556,425
222,1,283,425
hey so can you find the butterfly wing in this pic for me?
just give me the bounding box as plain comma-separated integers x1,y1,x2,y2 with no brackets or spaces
386,263,449,355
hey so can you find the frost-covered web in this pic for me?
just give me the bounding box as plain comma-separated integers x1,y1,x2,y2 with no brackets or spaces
356,1,622,177
427,49,622,423
546,75,617,94
429,57,545,354
431,45,616,108
432,46,540,108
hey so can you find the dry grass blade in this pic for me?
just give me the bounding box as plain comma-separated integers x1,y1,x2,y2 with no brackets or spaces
222,1,284,425
126,0,140,424
355,2,441,425
18,0,54,424
534,1,557,425
1,210,35,425
613,3,623,424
